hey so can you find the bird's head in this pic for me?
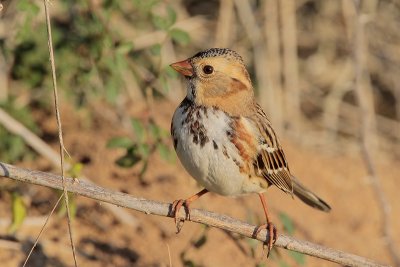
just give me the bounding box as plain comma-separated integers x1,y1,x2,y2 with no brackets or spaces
170,48,254,115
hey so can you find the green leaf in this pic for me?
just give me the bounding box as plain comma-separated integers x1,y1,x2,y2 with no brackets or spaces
193,234,207,248
289,251,306,266
138,158,149,181
279,260,290,267
148,122,161,139
8,193,27,234
150,44,161,56
180,251,199,267
133,0,160,13
169,28,190,46
152,15,169,30
137,143,150,158
165,65,179,78
107,137,133,149
159,73,169,92
159,128,170,138
131,118,146,142
116,42,134,55
279,212,295,235
152,6,176,31
105,76,121,103
115,53,128,71
16,0,40,15
157,143,172,162
167,5,177,26
68,163,84,179
116,153,141,168
8,137,25,162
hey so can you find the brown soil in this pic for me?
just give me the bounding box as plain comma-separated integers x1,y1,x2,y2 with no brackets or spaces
0,100,398,267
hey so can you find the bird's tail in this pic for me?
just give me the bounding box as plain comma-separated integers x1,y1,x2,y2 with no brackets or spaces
291,176,331,212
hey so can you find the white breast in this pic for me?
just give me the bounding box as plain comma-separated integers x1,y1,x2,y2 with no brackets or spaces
171,100,264,196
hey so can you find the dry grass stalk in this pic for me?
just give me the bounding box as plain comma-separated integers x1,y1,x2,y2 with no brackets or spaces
322,60,354,142
34,2,78,266
264,0,283,132
215,0,234,48
233,0,269,132
280,0,300,134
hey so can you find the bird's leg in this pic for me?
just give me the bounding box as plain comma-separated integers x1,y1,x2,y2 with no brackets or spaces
172,188,209,233
255,193,277,257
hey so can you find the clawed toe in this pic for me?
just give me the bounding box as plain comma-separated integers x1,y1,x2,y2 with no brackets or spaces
255,222,277,257
171,190,208,234
172,199,190,233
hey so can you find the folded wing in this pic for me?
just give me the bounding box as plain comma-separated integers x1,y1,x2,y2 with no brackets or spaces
251,104,294,194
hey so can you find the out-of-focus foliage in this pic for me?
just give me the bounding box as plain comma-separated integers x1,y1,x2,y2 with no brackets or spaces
2,0,188,167
179,225,209,267
57,192,77,219
1,0,186,233
7,192,27,234
7,0,189,107
0,99,38,162
279,212,306,265
244,210,307,266
107,118,175,183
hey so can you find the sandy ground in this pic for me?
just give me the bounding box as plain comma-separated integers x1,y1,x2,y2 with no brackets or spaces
0,101,398,267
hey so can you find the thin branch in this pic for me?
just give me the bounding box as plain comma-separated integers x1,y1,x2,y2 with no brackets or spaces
43,1,77,266
0,162,389,267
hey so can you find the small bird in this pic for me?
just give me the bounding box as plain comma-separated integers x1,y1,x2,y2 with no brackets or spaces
170,48,331,255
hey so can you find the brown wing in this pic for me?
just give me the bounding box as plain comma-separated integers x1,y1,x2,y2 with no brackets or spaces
251,104,293,194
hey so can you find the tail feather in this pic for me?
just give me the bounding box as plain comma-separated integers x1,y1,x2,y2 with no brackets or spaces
291,176,331,212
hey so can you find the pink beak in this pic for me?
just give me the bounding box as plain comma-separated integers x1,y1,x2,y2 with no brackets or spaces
170,59,193,77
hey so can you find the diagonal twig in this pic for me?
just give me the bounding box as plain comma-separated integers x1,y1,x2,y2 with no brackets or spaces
0,162,390,267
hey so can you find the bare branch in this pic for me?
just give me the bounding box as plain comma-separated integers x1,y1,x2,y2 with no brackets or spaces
0,162,390,267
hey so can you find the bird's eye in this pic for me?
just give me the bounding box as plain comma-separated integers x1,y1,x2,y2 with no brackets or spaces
203,65,214,74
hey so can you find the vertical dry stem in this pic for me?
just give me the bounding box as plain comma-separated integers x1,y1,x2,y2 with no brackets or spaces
233,0,268,122
215,0,234,48
280,0,300,133
25,1,79,266
263,0,283,132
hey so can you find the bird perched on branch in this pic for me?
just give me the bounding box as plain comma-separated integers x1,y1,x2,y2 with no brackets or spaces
170,48,331,255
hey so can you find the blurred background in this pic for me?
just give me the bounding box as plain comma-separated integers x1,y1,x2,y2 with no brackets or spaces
0,0,399,266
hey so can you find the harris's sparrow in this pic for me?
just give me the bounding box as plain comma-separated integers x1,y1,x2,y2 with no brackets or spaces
170,48,331,255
